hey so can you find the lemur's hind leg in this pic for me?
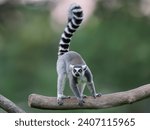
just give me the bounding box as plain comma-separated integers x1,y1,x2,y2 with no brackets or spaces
57,59,71,105
57,73,70,105
57,73,65,105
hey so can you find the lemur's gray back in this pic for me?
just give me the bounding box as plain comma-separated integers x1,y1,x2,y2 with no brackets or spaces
58,4,83,56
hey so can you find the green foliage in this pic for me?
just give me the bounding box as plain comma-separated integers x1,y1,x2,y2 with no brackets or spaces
0,4,149,112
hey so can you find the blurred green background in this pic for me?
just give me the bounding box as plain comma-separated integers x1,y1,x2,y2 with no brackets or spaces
0,0,150,112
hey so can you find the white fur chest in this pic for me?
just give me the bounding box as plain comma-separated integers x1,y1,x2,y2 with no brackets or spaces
77,76,87,85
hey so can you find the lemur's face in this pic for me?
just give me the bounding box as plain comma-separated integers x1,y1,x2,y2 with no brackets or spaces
70,64,87,77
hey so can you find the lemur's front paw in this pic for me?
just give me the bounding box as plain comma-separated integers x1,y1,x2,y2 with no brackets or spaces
82,95,87,98
93,93,102,99
78,99,85,106
57,95,71,105
57,98,64,105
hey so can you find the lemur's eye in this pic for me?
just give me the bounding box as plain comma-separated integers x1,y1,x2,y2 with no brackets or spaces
78,69,82,73
73,69,76,73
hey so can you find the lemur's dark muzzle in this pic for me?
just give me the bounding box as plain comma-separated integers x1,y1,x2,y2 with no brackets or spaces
75,73,80,77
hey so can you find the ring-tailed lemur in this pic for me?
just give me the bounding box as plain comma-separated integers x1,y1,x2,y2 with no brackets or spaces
57,3,101,106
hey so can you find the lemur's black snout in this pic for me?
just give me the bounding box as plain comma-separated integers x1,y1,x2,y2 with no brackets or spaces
75,73,80,77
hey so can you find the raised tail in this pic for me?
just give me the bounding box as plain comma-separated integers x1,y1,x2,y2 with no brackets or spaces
58,3,83,56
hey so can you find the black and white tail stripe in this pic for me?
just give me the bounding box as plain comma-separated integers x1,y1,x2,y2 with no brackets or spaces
58,3,83,56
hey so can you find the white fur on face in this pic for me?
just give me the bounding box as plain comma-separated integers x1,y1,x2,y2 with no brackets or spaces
72,66,86,77
69,64,87,77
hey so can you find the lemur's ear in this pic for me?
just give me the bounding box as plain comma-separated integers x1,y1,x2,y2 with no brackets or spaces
69,64,74,69
82,65,87,71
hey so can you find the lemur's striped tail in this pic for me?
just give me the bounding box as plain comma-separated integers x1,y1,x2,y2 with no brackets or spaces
58,3,83,56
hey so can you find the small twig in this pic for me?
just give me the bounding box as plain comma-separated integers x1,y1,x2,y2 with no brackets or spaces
0,95,25,113
28,84,150,110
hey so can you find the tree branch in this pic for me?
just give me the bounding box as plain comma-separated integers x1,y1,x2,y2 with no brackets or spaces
0,95,25,113
28,84,150,110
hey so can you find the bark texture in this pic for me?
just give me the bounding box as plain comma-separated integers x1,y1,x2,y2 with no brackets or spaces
28,84,150,110
0,95,25,113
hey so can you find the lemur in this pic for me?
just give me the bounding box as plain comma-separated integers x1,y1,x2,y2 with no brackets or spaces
57,3,101,106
